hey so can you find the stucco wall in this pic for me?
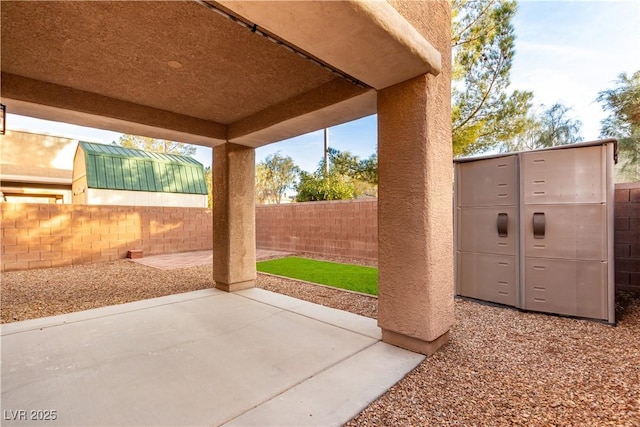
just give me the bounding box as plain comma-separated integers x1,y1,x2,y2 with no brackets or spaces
0,130,77,204
255,199,377,259
1,203,212,272
0,130,78,178
615,183,640,292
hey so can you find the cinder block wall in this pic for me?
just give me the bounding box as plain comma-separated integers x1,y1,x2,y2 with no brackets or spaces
257,185,639,291
1,204,213,272
3,185,638,285
615,183,640,292
256,199,378,259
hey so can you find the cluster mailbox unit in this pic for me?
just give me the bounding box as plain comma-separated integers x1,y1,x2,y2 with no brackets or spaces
454,140,617,324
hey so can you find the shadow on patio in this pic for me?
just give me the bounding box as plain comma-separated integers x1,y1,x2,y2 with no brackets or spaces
1,284,422,426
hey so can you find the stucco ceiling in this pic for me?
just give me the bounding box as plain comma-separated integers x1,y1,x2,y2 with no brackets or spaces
1,0,440,148
4,1,354,124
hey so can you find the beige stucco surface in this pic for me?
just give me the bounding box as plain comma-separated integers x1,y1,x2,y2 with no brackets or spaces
3,76,228,148
0,130,77,181
1,130,77,203
377,0,454,352
218,0,441,88
1,1,441,149
1,1,335,125
213,144,257,291
228,82,375,147
2,0,455,355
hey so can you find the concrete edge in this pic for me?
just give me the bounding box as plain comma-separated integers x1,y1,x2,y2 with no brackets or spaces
223,341,425,427
234,287,309,310
1,288,222,335
236,288,381,340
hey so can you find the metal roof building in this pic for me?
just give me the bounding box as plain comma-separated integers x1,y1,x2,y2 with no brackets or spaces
72,142,208,207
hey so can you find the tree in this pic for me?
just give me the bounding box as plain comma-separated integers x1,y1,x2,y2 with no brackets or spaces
535,103,582,147
255,152,300,204
295,169,356,202
326,148,360,178
324,148,377,197
499,103,582,152
597,71,640,182
295,147,381,201
357,153,378,186
327,148,378,185
452,0,533,155
204,166,212,208
116,134,196,156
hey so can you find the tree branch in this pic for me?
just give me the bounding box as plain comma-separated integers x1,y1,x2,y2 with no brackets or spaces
453,23,500,48
453,53,506,134
451,0,498,44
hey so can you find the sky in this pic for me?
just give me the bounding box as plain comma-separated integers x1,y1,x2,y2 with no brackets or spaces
5,1,640,172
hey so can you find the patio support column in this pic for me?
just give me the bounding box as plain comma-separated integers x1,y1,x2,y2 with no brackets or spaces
213,143,256,292
377,0,454,356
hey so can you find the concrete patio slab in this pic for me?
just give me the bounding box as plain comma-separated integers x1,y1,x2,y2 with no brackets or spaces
224,342,424,427
237,288,382,340
1,288,424,426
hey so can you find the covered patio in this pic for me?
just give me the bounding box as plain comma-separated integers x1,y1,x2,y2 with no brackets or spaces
2,286,423,426
2,0,454,424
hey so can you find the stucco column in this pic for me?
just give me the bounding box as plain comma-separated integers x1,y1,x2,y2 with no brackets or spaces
213,143,256,292
377,0,454,355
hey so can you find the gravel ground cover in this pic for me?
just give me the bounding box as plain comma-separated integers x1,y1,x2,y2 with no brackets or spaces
348,293,640,427
1,260,213,323
1,256,639,426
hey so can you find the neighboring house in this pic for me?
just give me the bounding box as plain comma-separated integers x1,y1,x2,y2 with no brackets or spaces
0,129,77,203
72,142,207,207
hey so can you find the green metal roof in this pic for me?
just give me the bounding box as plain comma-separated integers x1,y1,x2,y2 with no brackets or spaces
79,142,207,194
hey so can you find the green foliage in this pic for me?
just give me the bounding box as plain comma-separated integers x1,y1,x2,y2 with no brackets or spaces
116,134,196,156
323,147,378,197
295,147,380,201
204,166,212,208
597,71,640,182
295,169,356,202
255,152,300,204
500,103,582,152
327,147,378,185
357,153,378,186
326,147,360,178
534,103,582,147
452,0,533,156
256,256,379,295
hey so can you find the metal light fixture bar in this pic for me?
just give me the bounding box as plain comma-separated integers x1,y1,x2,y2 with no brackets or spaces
195,0,369,89
0,104,5,135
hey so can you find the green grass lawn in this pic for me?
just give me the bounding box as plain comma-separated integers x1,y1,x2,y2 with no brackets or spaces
256,256,378,296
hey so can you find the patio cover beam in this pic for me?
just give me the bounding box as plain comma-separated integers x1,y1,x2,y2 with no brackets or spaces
1,73,228,147
214,0,442,88
1,0,442,149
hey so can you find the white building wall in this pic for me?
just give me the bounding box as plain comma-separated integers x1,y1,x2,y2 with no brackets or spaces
1,186,72,204
86,189,207,207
